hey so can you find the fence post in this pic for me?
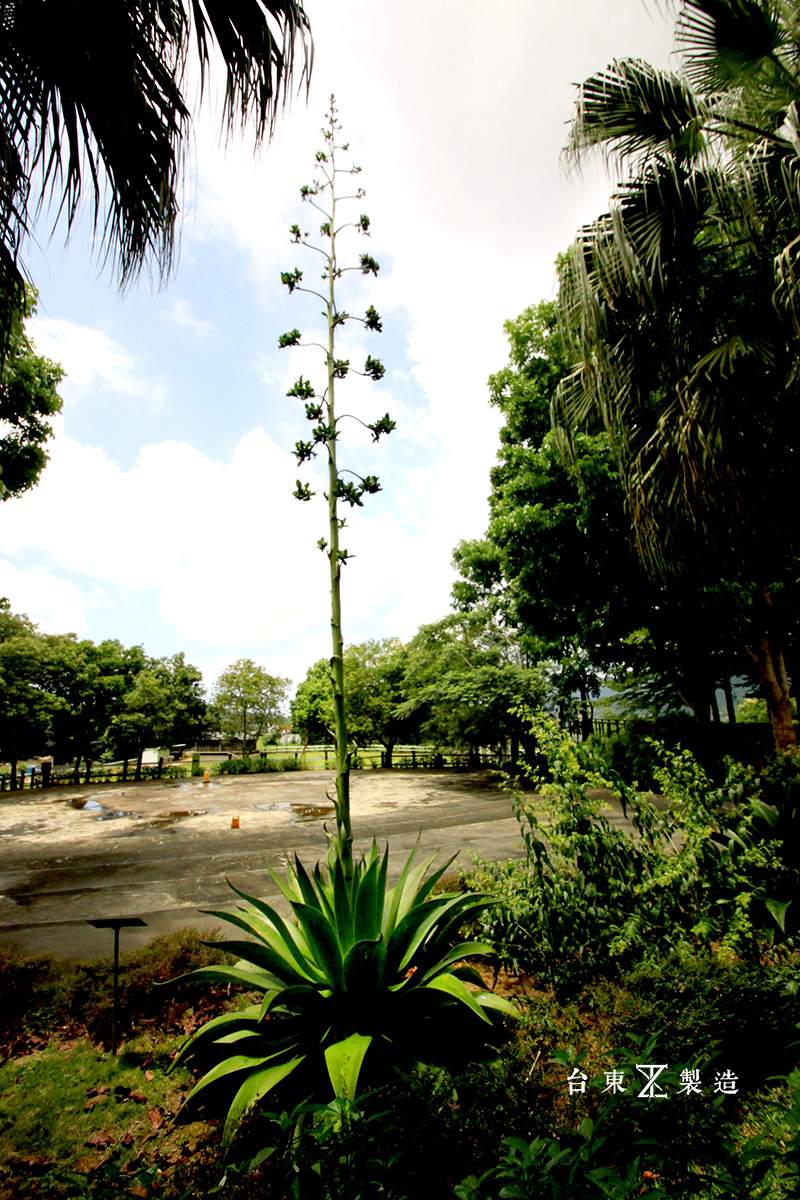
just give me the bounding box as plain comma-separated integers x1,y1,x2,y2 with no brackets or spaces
122,759,128,782
411,750,416,769
42,761,52,787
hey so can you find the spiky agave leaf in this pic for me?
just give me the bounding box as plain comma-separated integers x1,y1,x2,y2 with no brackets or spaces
168,842,516,1146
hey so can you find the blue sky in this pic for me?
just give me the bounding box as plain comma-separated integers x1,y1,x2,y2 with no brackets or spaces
0,0,675,695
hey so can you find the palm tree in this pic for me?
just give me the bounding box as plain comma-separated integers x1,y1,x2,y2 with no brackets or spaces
555,42,800,751
0,0,311,352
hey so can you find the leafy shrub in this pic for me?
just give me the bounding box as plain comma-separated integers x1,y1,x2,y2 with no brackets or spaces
456,1053,800,1200
467,712,796,995
217,755,301,775
613,954,800,1094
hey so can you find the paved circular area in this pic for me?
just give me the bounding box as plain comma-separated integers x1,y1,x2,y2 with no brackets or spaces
0,769,528,960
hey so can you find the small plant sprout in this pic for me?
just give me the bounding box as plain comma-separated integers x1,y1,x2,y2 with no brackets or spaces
279,94,395,874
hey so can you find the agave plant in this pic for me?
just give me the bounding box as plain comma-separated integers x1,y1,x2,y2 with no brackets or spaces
171,840,516,1146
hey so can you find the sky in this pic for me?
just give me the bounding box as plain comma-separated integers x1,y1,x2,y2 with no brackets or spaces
0,0,677,697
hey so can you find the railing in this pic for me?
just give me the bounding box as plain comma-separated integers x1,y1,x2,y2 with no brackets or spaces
0,758,188,792
564,718,627,742
0,745,504,792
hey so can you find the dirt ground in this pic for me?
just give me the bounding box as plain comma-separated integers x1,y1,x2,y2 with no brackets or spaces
0,768,646,961
0,768,525,959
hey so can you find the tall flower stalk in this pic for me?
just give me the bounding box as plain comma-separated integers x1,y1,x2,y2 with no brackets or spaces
279,96,394,870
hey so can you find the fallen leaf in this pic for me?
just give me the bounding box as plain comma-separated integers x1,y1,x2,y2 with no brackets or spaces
8,1154,50,1174
129,1090,148,1104
148,1109,164,1131
144,1070,154,1082
85,1131,114,1149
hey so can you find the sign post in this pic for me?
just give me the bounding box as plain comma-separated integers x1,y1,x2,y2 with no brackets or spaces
87,917,147,1054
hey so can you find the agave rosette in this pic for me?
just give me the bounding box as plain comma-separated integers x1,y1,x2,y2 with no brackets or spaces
170,840,516,1144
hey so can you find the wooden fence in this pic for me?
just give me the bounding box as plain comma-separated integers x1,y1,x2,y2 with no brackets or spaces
0,745,503,792
0,758,186,793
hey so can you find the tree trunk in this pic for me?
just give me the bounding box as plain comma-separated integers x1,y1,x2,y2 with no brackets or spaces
73,754,81,784
723,678,736,724
383,741,394,769
135,750,143,781
753,633,795,753
748,586,796,754
10,759,17,790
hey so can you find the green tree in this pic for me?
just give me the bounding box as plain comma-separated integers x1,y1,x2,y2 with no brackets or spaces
43,635,146,778
279,96,393,869
0,631,58,788
291,657,334,745
454,302,748,729
107,667,180,779
105,652,206,778
343,639,415,768
0,289,64,498
400,610,546,763
0,0,311,354
292,640,418,767
209,658,288,754
556,16,800,750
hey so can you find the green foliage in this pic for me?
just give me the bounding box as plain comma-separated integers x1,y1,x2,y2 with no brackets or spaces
455,1061,800,1199
107,653,206,764
0,288,64,499
400,609,546,755
292,640,420,764
555,1,800,750
0,1,312,356
170,839,516,1148
217,755,301,775
208,659,289,755
0,599,207,774
469,713,798,995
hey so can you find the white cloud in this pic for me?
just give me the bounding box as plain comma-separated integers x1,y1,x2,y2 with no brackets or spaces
166,297,213,337
0,418,467,683
0,560,91,636
27,317,168,413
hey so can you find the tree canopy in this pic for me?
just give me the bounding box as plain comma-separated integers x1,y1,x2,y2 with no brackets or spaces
209,658,289,753
553,0,800,749
0,288,63,499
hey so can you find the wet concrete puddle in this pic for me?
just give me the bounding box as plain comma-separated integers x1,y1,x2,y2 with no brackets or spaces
251,802,333,823
66,792,332,826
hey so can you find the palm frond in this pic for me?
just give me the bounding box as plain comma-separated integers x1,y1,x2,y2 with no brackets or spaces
0,0,312,353
676,0,786,92
565,58,709,170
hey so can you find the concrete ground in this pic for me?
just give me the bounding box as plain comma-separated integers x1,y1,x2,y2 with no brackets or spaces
0,768,643,961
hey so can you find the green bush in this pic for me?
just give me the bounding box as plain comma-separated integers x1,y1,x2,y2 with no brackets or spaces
467,713,797,995
217,755,301,775
612,954,800,1094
